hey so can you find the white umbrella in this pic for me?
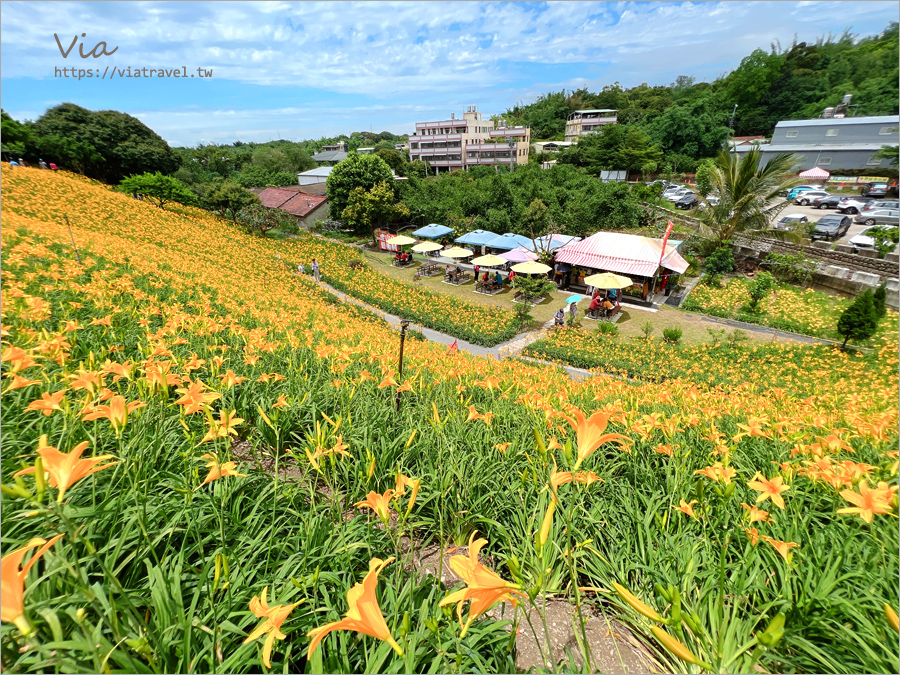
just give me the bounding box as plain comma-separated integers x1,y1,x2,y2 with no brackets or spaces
471,254,508,267
583,272,632,289
412,242,443,253
511,261,551,274
442,247,474,258
387,235,416,246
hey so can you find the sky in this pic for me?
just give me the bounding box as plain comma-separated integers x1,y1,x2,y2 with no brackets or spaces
1,1,895,147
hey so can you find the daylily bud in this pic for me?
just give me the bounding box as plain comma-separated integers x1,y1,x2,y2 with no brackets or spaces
654,584,670,602
612,582,663,622
401,611,411,637
758,612,786,647
724,482,736,499
405,430,417,448
507,556,523,585
75,608,86,623
34,456,46,500
651,626,711,669
884,604,899,634
533,428,547,457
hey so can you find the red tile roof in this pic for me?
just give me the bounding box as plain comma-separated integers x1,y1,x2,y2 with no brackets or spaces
257,187,300,208
280,192,328,217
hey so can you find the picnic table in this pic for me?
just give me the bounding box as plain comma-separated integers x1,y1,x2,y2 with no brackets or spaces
418,262,442,277
475,279,503,295
444,271,472,285
392,257,415,268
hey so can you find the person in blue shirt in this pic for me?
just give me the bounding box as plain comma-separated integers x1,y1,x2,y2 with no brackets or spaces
495,271,503,286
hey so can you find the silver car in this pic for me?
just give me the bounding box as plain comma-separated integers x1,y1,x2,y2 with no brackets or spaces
838,196,874,214
848,225,899,250
854,209,900,227
773,213,809,230
794,190,831,206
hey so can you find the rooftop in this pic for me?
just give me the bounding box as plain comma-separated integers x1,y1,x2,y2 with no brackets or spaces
776,115,899,128
573,109,617,114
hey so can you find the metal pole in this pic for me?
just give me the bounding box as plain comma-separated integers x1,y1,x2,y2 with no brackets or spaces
395,319,410,411
64,215,82,264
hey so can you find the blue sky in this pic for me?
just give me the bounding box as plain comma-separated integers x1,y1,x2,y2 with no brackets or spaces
1,1,895,146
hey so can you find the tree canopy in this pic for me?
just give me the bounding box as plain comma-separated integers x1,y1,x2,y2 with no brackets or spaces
326,152,396,220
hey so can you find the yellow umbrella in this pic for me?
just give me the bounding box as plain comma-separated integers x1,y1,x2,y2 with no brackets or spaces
387,235,417,246
583,272,633,289
442,247,474,258
471,254,508,267
511,261,551,274
412,242,443,253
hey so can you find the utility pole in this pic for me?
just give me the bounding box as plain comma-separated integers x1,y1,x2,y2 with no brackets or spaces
395,319,410,411
729,104,738,156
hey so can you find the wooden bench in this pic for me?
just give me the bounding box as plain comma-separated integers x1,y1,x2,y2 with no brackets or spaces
475,280,503,295
392,258,415,268
447,272,472,285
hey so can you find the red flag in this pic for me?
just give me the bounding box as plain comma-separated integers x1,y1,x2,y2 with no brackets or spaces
448,340,458,352
659,221,674,267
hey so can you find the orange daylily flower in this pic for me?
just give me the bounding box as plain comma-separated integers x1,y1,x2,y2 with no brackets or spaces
394,474,421,516
25,390,65,416
396,380,413,394
760,535,799,562
307,557,403,657
378,375,398,389
672,499,698,518
439,532,525,637
271,394,288,409
655,444,674,457
201,409,245,443
493,442,511,453
355,489,396,523
741,526,761,545
733,416,770,442
2,375,41,393
1,534,65,635
13,436,117,503
837,480,895,524
220,370,248,388
81,395,147,433
747,473,791,510
539,468,603,551
174,380,222,414
67,368,104,395
199,453,247,485
304,435,351,471
741,503,772,523
465,405,494,426
1,346,39,373
89,315,112,327
563,408,630,470
243,586,303,668
694,462,736,485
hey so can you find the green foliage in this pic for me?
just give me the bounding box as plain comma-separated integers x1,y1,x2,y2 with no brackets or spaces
662,326,683,343
746,271,776,311
704,245,735,275
327,153,395,222
837,289,879,348
203,181,260,223
119,172,196,209
764,252,815,284
340,181,411,244
236,202,297,237
872,145,899,167
873,284,887,319
640,321,655,338
868,225,899,257
701,273,723,288
512,276,555,302
695,158,717,197
597,321,619,335
374,148,404,173
29,103,179,183
557,124,663,176
233,166,297,188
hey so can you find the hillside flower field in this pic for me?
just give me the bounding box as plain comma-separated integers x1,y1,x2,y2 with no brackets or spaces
1,167,898,674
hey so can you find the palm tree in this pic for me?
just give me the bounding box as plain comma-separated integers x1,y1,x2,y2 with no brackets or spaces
696,148,806,249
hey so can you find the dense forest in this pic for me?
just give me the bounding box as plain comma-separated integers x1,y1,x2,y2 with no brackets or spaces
508,23,899,144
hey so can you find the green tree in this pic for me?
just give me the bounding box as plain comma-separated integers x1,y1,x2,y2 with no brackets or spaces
340,181,411,246
204,181,260,223
836,289,878,349
868,225,900,258
119,172,195,209
697,148,805,249
521,198,551,239
695,158,717,196
873,284,887,319
327,153,395,221
374,148,404,173
236,203,297,237
746,270,775,311
872,145,899,167
618,127,663,177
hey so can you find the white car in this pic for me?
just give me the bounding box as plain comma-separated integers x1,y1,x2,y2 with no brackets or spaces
848,225,898,251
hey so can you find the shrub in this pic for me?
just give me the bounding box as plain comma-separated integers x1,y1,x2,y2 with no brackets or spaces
701,273,723,288
746,271,775,311
727,329,749,348
682,297,701,312
662,327,682,343
764,252,814,285
704,245,735,276
597,321,619,336
837,289,878,349
640,321,655,338
706,326,726,345
873,284,887,319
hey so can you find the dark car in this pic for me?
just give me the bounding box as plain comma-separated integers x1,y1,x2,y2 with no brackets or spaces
862,199,899,212
674,193,698,210
773,213,809,230
811,195,841,209
810,214,852,241
860,182,889,197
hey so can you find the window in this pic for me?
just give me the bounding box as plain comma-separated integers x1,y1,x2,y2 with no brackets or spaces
867,156,884,166
825,129,838,137
818,157,832,165
785,130,798,138
880,127,898,135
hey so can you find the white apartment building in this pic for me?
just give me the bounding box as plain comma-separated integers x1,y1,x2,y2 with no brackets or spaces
564,109,618,142
407,105,531,173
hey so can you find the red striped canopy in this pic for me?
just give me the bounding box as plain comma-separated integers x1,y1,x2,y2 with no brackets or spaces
554,232,689,278
799,166,830,179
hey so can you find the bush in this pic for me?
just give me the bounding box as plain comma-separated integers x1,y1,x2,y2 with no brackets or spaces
597,321,619,336
764,252,814,285
837,289,878,349
873,284,887,319
662,327,682,343
701,273,723,288
746,271,775,311
640,321,655,338
682,297,701,312
704,244,735,276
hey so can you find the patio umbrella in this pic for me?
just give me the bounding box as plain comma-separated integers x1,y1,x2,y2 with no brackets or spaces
500,248,538,263
583,272,633,289
412,242,443,253
442,247,474,258
511,261,551,274
387,235,416,246
471,254,508,267
565,295,581,304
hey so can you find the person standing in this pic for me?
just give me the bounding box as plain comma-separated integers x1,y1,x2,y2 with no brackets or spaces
568,301,577,324
298,262,307,275
311,259,320,282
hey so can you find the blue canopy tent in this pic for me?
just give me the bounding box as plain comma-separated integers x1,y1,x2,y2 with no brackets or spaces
412,223,454,240
454,230,500,247
483,232,536,251
534,234,581,251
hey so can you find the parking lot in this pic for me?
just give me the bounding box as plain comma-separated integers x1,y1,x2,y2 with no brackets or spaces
769,202,870,245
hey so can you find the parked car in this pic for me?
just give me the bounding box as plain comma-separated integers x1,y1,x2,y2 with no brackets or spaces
785,185,819,200
838,196,875,214
794,190,831,206
663,187,692,199
811,195,841,209
848,225,899,251
810,214,852,241
853,209,900,227
862,199,899,212
773,213,809,230
647,180,679,190
860,182,890,197
674,193,698,210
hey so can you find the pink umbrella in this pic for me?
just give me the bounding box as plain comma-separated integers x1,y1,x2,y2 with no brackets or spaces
499,247,538,263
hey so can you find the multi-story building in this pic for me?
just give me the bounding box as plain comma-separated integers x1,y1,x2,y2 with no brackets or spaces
735,114,899,171
407,105,531,173
564,109,618,142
